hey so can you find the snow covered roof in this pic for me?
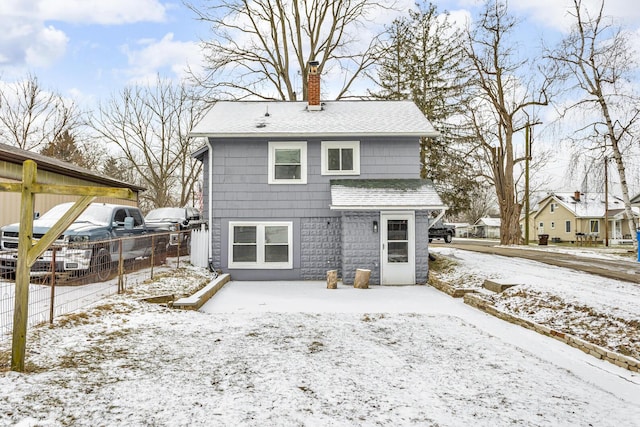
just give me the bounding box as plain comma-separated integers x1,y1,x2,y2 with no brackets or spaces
475,217,501,227
329,179,446,211
544,192,632,218
190,100,439,138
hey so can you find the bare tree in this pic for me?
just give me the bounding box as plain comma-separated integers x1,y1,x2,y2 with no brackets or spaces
0,74,81,151
463,0,551,245
547,0,639,242
186,0,394,100
90,76,207,210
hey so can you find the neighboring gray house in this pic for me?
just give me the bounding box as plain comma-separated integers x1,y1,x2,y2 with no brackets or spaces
191,65,446,285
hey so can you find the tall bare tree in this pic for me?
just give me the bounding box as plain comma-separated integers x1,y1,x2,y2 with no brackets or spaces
0,74,81,151
187,0,394,100
463,0,551,245
547,0,639,242
91,76,207,210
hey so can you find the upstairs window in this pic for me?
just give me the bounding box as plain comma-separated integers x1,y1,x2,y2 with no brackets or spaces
321,141,360,175
550,203,557,213
268,142,307,184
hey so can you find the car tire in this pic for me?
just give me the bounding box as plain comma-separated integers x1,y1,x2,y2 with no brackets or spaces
91,247,112,282
444,233,453,243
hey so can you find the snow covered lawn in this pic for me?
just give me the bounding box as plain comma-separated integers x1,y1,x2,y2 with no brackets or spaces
1,264,639,426
429,246,640,360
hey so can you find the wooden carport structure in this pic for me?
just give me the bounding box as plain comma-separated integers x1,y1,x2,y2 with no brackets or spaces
0,143,145,371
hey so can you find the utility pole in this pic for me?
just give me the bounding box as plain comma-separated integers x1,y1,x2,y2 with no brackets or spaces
524,123,531,245
604,156,609,247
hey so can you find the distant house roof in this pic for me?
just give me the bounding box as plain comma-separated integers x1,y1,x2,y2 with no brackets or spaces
631,193,640,206
190,100,439,139
541,192,630,218
0,142,145,192
329,179,446,211
475,217,501,227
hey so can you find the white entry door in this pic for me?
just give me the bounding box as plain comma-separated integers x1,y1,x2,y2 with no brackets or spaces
381,212,415,285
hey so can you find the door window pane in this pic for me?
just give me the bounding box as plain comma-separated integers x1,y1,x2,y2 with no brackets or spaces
388,242,408,263
387,220,408,241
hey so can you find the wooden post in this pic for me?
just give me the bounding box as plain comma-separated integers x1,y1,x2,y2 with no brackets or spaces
326,270,338,289
354,269,371,289
11,160,36,372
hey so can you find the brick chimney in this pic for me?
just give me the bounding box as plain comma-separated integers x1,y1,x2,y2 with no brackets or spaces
307,61,321,111
574,191,581,202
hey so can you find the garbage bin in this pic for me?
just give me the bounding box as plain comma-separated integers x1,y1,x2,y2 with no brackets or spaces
538,234,549,246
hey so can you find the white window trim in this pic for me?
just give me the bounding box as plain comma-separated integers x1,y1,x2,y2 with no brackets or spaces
321,141,360,176
268,141,307,184
551,222,555,229
228,221,293,269
550,203,556,213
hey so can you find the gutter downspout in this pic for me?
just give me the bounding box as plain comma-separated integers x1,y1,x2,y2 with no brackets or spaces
207,139,213,260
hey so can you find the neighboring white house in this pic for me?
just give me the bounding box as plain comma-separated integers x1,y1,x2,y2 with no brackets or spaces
472,217,501,239
449,222,470,238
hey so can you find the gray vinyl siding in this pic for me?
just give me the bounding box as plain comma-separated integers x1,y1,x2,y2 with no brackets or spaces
209,136,419,219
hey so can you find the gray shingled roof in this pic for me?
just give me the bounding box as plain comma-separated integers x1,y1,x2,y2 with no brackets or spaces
191,100,439,138
330,179,446,210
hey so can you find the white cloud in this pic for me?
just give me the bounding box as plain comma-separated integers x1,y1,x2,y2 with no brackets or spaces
37,0,167,25
24,25,69,68
120,33,204,84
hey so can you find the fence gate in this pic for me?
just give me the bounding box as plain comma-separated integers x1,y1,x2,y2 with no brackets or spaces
190,225,210,269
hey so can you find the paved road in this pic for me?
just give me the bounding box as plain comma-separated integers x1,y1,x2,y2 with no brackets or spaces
433,240,640,284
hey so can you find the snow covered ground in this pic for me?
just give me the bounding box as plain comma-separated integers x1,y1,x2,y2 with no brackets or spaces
429,246,640,360
0,252,638,426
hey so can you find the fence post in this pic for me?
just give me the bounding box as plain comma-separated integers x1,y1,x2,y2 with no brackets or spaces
150,234,155,279
49,248,56,324
117,240,124,294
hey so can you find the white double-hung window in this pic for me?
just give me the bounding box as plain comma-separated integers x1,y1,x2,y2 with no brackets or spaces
229,222,293,269
321,141,360,175
268,141,307,184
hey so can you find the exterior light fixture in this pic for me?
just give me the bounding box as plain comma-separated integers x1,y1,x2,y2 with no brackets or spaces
373,220,378,233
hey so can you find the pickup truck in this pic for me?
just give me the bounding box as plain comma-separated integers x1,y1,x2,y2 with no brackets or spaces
428,220,455,243
144,207,204,254
0,202,167,281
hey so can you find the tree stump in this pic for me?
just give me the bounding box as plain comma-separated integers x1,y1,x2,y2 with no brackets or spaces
354,269,370,289
326,270,338,289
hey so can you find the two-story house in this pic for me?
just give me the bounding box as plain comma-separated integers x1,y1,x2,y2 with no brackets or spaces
191,63,446,285
523,191,638,244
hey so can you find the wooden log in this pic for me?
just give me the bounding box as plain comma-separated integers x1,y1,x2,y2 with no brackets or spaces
354,269,370,289
326,270,338,289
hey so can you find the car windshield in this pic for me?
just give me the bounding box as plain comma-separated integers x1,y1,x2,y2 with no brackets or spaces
146,208,184,220
39,203,113,225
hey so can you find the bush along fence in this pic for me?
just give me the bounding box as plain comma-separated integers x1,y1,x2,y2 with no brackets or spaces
0,229,195,344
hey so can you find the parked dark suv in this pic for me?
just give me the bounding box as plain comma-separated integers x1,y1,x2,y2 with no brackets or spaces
144,207,204,254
